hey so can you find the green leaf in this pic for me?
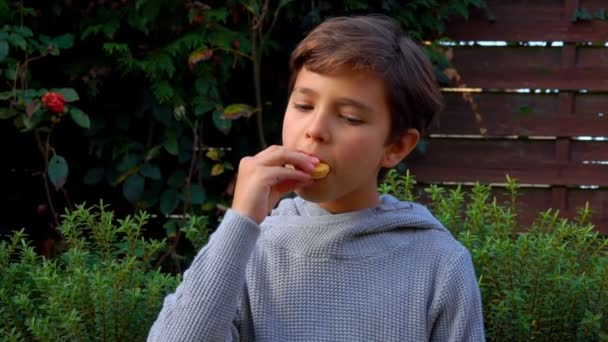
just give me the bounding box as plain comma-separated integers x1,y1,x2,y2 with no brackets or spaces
212,110,231,135
206,8,228,23
123,174,145,204
211,163,224,176
0,107,17,119
208,27,234,50
52,34,74,49
69,108,90,129
82,19,120,40
21,112,42,131
117,154,141,172
22,89,38,102
7,33,26,50
160,189,180,215
194,101,215,117
56,88,79,102
145,145,163,162
48,155,68,190
221,104,254,120
13,26,33,38
163,129,179,155
223,161,234,171
278,0,294,10
152,105,172,126
168,170,185,188
189,184,206,205
0,40,8,62
164,218,178,237
139,164,162,180
83,167,104,185
242,2,260,15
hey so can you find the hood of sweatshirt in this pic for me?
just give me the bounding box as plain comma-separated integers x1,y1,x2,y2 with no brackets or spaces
260,194,451,260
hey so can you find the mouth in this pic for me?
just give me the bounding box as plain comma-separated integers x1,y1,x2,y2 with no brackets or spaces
289,150,333,180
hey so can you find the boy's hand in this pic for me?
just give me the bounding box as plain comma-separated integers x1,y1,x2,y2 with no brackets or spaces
231,145,319,224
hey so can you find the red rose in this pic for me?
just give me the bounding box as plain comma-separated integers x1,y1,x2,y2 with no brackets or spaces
41,92,66,114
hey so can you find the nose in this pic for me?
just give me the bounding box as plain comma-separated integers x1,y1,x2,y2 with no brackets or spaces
304,110,331,143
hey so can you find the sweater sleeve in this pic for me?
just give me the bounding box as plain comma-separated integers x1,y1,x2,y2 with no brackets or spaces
430,247,486,342
147,210,260,342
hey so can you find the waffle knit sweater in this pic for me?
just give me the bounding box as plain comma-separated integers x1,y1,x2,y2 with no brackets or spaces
148,195,485,341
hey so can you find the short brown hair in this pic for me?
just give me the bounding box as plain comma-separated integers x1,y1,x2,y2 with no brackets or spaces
289,15,443,143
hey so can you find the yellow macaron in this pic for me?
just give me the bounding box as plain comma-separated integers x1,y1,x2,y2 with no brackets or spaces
310,163,331,179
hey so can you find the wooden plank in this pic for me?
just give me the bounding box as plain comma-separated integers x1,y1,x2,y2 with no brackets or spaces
409,139,556,165
407,138,608,185
576,47,608,68
422,136,608,164
433,92,557,136
411,139,608,166
431,115,608,137
451,47,608,90
432,92,608,136
408,162,608,186
559,92,574,117
552,186,568,213
566,0,581,25
571,141,608,161
452,47,561,72
440,92,559,117
445,0,608,42
575,94,608,118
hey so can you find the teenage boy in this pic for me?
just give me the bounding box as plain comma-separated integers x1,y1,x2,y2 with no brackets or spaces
149,15,485,341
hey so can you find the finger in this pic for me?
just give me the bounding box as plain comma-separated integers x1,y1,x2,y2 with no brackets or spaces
255,145,319,172
262,165,312,187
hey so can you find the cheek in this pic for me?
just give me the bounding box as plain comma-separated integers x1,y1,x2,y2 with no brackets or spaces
339,134,385,169
344,133,384,155
281,111,295,145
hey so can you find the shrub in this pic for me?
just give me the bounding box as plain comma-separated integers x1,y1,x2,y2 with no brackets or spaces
381,170,608,341
6,170,604,341
0,202,197,341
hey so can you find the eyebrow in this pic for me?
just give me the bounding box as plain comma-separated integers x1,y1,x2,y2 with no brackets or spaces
293,86,375,113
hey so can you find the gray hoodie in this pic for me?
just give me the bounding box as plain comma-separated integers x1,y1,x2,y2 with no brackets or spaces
148,195,485,341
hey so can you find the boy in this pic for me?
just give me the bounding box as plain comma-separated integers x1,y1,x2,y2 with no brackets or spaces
148,15,485,341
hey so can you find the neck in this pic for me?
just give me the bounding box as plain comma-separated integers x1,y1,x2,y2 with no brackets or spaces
318,188,381,214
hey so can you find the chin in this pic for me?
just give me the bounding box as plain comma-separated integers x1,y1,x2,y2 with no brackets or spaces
294,183,332,203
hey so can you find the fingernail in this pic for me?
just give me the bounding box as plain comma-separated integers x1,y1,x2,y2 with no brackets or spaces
307,163,316,171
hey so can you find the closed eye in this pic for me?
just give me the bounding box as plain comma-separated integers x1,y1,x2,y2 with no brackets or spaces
339,114,364,125
294,104,313,112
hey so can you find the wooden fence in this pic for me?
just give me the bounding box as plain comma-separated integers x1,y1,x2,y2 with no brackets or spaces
408,0,608,234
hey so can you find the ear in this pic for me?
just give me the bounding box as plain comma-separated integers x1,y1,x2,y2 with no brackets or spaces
381,129,420,168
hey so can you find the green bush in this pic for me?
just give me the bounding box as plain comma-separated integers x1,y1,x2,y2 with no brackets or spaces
381,170,608,341
6,171,605,341
0,202,192,341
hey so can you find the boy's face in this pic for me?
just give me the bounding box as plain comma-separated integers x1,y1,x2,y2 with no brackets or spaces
282,66,417,213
